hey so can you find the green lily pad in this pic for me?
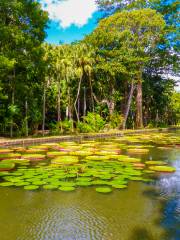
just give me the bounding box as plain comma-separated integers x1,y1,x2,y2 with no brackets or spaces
95,187,112,193
22,154,46,161
24,185,39,190
85,155,110,161
149,166,176,173
145,161,166,165
15,181,30,186
59,186,76,191
76,181,92,187
0,162,15,171
112,184,127,189
0,182,14,187
0,153,21,160
43,185,59,190
59,181,76,187
51,156,79,165
47,151,69,157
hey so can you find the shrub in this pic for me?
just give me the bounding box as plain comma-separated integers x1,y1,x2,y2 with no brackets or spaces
77,112,106,133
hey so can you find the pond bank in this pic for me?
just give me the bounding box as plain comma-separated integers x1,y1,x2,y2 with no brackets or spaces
0,127,179,147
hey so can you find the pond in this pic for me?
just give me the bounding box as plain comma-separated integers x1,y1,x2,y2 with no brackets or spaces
0,131,179,240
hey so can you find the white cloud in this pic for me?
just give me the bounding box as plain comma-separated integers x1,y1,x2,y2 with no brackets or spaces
40,0,97,28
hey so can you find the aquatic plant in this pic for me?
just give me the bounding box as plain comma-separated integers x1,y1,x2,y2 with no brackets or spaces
95,187,112,193
149,166,176,173
0,162,15,171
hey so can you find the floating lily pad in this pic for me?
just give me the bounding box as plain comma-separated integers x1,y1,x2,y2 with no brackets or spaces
59,186,75,191
51,156,79,165
76,181,92,187
85,155,110,161
47,151,69,157
43,185,59,190
0,153,21,160
15,181,30,186
0,162,15,171
149,166,176,173
0,149,13,154
0,181,14,186
24,185,39,190
22,154,46,161
112,184,127,189
145,161,166,165
127,149,149,154
95,187,112,193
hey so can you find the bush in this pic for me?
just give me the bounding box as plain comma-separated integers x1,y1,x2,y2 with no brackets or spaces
109,112,124,129
77,112,106,133
50,119,73,134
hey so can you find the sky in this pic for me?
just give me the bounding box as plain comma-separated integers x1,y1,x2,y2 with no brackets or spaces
39,0,100,44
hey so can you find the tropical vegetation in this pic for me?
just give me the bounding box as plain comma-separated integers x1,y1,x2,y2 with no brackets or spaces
0,0,179,137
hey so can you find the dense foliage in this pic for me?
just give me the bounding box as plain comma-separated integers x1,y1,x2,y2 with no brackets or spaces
0,0,179,137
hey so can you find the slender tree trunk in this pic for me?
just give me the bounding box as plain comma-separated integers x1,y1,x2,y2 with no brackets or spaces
10,90,14,138
66,106,69,119
74,75,83,122
122,81,135,130
78,97,80,120
10,68,15,138
136,73,143,128
57,82,61,122
42,82,46,136
89,73,94,113
107,100,115,116
83,86,86,118
25,100,28,137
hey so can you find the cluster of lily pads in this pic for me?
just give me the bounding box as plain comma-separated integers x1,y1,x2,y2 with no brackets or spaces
0,132,179,193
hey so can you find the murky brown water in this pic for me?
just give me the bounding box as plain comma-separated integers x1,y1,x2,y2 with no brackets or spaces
0,133,179,240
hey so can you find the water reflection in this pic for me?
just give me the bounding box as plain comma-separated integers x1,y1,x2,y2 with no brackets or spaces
155,155,180,240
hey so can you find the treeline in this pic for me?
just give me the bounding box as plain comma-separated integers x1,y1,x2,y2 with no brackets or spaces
0,0,179,137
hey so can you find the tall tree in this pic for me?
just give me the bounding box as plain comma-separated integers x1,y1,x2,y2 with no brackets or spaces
87,9,166,128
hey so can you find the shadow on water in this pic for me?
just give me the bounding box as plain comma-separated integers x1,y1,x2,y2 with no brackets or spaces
128,227,159,240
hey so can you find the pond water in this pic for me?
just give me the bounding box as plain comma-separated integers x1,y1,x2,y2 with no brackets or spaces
0,132,179,240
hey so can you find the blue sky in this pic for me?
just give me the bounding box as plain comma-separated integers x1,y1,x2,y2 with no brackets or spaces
39,0,100,44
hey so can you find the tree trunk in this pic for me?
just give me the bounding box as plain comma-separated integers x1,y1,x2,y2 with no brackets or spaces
10,68,15,138
25,100,28,137
74,75,83,122
57,82,61,122
42,83,46,136
122,81,135,130
107,100,115,116
136,76,143,128
78,97,80,120
10,89,14,138
89,73,94,113
83,86,86,118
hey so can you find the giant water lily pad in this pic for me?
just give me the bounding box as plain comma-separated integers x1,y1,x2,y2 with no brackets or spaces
112,184,127,189
47,151,69,157
22,154,46,161
95,187,112,193
127,148,149,154
25,149,46,154
43,184,59,190
51,156,79,165
0,153,21,160
0,162,15,171
59,186,76,191
145,161,166,165
85,155,110,161
149,166,176,173
0,182,14,187
0,149,13,154
24,185,39,190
